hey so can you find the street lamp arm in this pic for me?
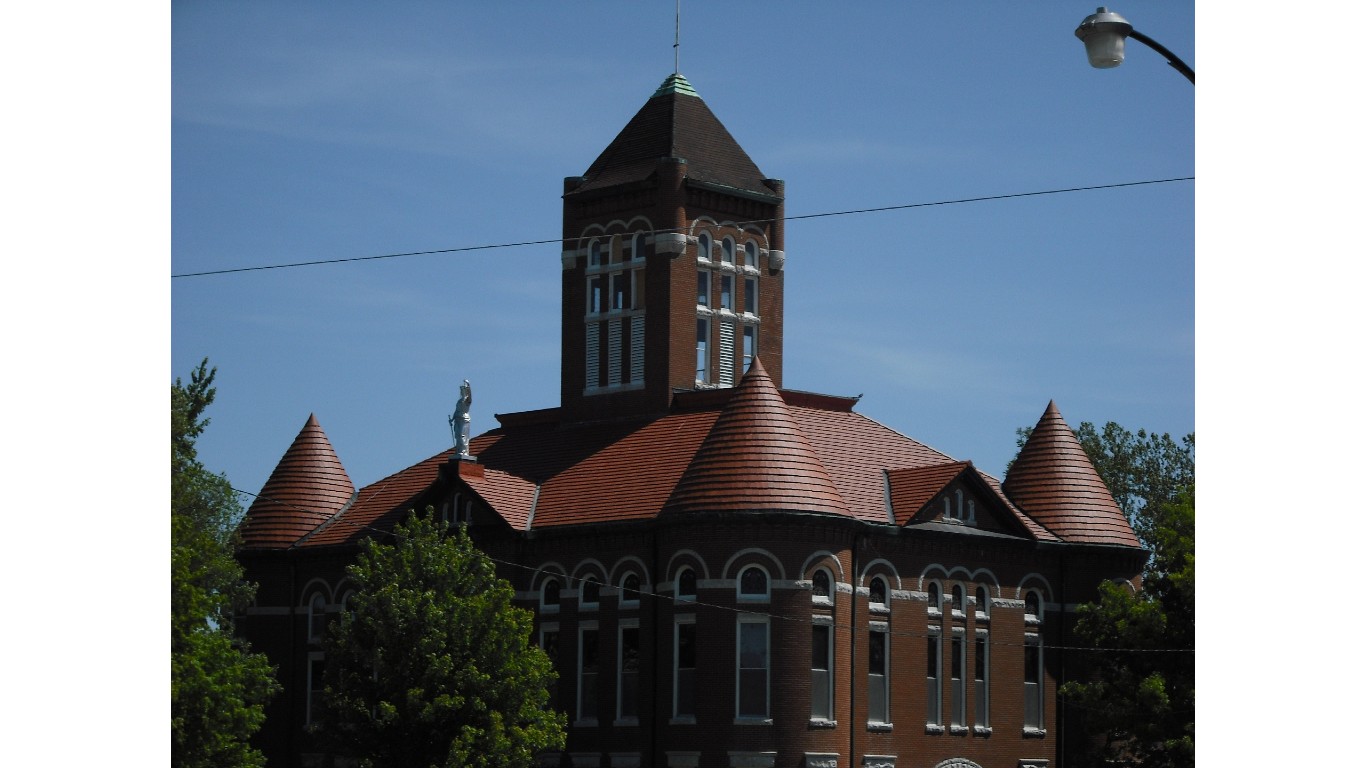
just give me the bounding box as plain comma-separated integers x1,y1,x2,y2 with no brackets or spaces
1128,29,1195,84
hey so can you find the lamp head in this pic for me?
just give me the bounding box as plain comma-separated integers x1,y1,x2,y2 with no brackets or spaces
1075,6,1134,69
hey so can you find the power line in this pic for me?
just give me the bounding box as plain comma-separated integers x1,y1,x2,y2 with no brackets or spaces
173,176,1192,279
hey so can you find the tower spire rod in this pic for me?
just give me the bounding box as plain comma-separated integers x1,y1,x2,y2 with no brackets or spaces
674,0,680,73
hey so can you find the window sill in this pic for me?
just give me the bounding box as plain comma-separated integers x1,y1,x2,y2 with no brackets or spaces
867,722,893,732
812,597,834,607
951,610,965,620
613,717,639,727
870,604,890,615
949,725,969,736
572,718,599,728
928,608,942,619
733,717,773,726
1022,727,1047,739
808,718,838,729
1025,616,1041,626
973,725,993,737
974,612,989,623
669,716,696,726
924,724,945,735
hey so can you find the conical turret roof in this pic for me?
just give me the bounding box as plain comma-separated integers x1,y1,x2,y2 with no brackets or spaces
1003,401,1140,547
239,414,355,548
664,358,850,516
569,73,775,198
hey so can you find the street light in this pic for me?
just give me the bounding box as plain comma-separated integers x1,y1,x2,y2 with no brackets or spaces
1074,7,1194,84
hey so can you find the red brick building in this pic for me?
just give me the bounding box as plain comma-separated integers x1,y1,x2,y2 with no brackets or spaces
236,73,1146,768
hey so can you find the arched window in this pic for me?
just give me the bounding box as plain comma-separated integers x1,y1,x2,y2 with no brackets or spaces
721,237,735,264
541,579,562,612
590,239,604,267
744,241,758,268
869,576,888,609
308,593,328,642
632,232,648,260
975,585,990,618
952,584,966,617
812,568,832,603
676,567,697,602
620,572,641,607
1025,590,1042,623
928,582,942,613
580,576,601,610
738,565,769,602
697,232,712,261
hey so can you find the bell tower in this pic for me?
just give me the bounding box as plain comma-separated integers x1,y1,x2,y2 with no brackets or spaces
560,74,786,424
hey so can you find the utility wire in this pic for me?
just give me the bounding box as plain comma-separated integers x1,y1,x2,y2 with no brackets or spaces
173,176,1192,279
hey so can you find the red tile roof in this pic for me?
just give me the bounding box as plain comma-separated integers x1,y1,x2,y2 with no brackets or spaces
239,414,355,549
664,358,850,517
1002,401,1141,547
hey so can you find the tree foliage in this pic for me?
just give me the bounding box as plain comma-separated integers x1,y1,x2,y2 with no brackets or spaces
1009,418,1194,767
318,513,565,768
172,359,280,768
1061,488,1195,768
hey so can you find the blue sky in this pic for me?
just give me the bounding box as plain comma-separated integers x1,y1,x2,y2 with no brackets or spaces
172,2,1194,499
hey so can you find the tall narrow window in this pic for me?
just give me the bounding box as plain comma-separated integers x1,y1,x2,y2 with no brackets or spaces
308,593,328,642
632,232,648,260
812,568,832,603
926,632,942,726
590,240,604,267
618,624,640,722
612,271,631,310
589,276,605,314
696,319,710,383
1025,590,1042,624
619,317,632,384
868,625,889,724
928,582,941,614
578,626,599,723
975,585,990,620
811,623,833,721
541,579,561,613
744,240,758,268
674,619,696,719
720,274,734,310
306,652,325,726
737,618,770,719
952,585,965,618
619,573,641,607
974,633,989,728
951,634,966,727
744,277,757,314
869,576,888,610
697,270,710,307
698,232,712,261
580,576,600,610
743,325,756,371
722,238,735,264
676,568,697,602
1024,636,1043,731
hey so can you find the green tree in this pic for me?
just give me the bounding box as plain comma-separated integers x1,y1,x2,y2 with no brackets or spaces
172,359,280,767
1061,488,1195,768
318,512,565,768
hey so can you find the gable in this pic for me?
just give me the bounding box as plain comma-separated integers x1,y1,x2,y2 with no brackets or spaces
887,462,1038,540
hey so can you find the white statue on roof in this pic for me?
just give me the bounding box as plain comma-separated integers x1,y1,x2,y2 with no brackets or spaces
449,379,473,460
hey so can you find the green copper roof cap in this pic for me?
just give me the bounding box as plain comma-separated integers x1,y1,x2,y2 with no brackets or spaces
652,73,699,99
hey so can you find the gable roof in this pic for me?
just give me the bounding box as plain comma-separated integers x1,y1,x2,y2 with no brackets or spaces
239,414,355,549
568,73,775,199
886,460,1059,541
663,358,850,516
1002,401,1141,547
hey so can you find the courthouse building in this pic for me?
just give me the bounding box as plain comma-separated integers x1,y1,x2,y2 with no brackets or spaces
236,73,1146,768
